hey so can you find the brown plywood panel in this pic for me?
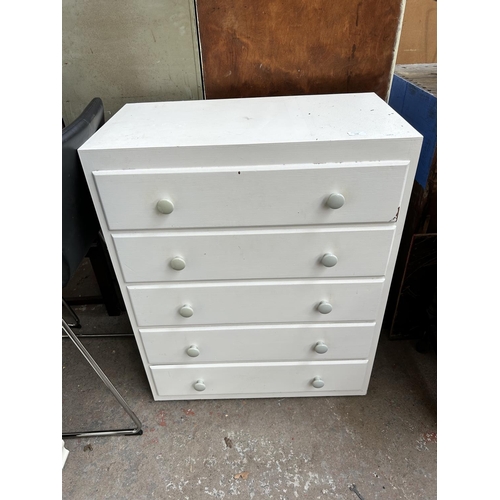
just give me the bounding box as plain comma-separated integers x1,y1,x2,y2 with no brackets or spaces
196,0,404,100
396,0,437,64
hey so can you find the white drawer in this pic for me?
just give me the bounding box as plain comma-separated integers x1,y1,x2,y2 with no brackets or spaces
150,360,369,399
140,323,375,364
113,226,395,283
93,161,408,230
127,278,385,327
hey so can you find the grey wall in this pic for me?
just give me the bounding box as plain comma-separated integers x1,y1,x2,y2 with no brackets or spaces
62,0,203,124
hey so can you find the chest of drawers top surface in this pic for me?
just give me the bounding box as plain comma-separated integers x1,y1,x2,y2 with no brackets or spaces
79,93,420,153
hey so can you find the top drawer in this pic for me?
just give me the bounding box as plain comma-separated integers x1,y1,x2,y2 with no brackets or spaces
93,161,408,230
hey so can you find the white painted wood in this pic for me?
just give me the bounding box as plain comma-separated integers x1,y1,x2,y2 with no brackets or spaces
140,323,376,364
93,161,408,230
150,360,369,398
79,137,420,172
127,278,385,327
78,93,419,152
76,93,423,401
112,226,395,282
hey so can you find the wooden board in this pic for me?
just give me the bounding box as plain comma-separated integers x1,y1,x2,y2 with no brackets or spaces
396,0,437,64
196,0,405,100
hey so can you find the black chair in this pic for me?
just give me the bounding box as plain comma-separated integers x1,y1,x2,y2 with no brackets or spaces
62,98,123,324
62,98,142,438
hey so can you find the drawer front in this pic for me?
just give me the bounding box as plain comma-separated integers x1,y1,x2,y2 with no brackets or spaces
114,226,395,283
150,360,369,398
128,278,384,327
140,323,375,364
93,161,408,230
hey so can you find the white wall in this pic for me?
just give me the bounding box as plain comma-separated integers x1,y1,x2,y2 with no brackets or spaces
62,0,203,124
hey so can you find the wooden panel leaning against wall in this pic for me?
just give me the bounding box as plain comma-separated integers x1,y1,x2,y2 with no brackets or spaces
195,0,405,100
396,0,437,64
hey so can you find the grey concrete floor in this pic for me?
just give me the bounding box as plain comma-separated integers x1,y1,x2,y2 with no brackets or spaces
62,259,437,500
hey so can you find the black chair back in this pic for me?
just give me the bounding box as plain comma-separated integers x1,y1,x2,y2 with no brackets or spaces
62,98,104,287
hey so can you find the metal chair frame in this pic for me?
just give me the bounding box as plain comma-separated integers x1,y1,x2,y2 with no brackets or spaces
62,319,143,438
62,98,142,439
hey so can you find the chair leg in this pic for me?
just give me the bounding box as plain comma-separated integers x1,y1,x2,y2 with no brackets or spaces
62,298,81,329
87,233,123,316
62,319,143,438
62,297,133,338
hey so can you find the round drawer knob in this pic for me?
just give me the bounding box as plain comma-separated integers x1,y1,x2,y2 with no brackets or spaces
321,253,338,267
312,377,325,389
179,305,194,318
314,342,329,354
170,256,186,271
326,193,345,209
186,345,200,357
156,199,174,214
317,301,333,314
194,380,206,391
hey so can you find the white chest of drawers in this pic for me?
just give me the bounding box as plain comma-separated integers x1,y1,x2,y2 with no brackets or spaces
79,93,422,401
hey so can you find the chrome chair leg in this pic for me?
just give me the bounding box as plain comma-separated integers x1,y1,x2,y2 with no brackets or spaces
62,297,133,338
62,319,143,438
62,298,81,329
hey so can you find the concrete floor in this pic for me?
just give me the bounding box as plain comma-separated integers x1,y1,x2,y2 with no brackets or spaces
62,259,437,500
